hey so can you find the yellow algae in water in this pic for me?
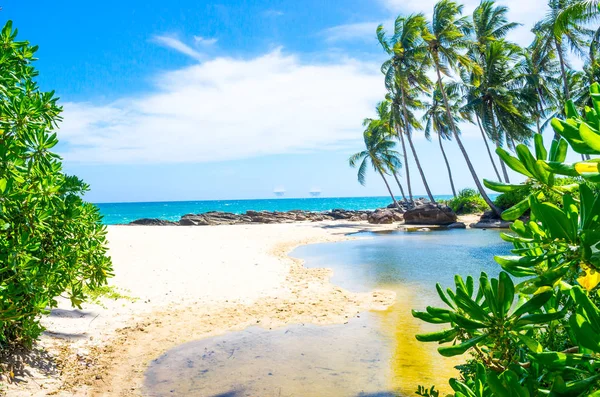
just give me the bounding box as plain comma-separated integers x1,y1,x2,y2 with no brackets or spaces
375,285,462,395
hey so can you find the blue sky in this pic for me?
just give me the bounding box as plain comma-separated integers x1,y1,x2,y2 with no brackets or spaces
3,0,580,202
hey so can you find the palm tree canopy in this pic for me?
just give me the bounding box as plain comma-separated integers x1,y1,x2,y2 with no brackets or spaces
423,83,463,141
350,116,403,186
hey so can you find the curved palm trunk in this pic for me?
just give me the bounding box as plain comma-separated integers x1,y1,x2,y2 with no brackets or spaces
535,95,544,135
392,172,408,202
434,61,501,216
438,133,457,197
489,106,510,183
399,85,436,203
555,38,571,101
496,142,511,183
476,114,502,181
394,124,414,203
378,169,401,210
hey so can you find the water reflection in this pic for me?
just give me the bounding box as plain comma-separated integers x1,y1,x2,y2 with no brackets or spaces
144,229,510,396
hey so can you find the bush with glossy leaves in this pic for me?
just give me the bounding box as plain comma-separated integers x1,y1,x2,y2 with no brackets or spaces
414,83,600,396
0,21,113,346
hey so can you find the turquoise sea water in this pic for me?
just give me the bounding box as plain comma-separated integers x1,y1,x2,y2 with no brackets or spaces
96,195,477,225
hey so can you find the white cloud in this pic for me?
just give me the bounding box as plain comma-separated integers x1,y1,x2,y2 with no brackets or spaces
322,21,385,43
152,35,204,61
263,9,284,17
193,36,218,46
57,50,385,164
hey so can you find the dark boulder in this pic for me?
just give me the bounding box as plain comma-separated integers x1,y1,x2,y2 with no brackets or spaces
129,218,177,226
447,222,466,229
368,209,403,224
404,203,457,225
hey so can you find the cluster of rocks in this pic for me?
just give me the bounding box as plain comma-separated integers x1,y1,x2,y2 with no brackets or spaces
129,208,382,226
386,198,429,211
127,203,513,229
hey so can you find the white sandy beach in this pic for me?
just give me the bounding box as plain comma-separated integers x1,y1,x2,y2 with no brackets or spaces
6,221,400,396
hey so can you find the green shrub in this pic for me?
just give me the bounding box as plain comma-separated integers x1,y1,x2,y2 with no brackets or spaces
446,188,489,214
414,84,600,396
0,21,113,346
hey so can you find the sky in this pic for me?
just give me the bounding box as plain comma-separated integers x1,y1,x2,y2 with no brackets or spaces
1,0,585,202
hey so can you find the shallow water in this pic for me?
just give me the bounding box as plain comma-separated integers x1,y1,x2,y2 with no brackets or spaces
144,229,511,397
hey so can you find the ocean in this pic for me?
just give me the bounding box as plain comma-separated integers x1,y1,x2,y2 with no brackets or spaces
96,195,462,225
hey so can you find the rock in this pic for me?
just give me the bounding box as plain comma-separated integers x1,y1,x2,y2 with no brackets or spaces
403,203,457,225
448,222,466,229
128,218,177,226
368,209,403,224
470,211,512,229
470,221,512,229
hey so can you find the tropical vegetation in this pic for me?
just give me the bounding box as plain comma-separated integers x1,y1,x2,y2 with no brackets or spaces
347,0,600,395
349,0,600,216
0,21,113,346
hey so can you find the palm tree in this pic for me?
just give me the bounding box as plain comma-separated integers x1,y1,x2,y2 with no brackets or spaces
468,0,520,57
533,0,593,101
422,84,459,197
378,14,437,204
349,127,404,210
421,0,500,215
363,101,408,202
464,40,535,183
458,0,522,182
517,33,562,135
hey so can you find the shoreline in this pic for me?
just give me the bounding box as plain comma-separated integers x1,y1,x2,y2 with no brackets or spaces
6,221,400,396
5,215,486,396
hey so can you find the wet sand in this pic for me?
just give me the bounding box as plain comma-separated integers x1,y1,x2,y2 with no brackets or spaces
5,216,480,396
6,221,398,396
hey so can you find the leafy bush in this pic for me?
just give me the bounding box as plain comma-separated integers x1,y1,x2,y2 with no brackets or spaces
446,188,489,214
494,177,582,210
414,84,600,395
0,21,113,346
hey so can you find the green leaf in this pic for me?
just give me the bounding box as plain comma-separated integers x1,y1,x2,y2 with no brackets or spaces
540,161,581,177
580,122,600,152
496,147,533,178
529,197,576,242
515,333,542,353
412,309,451,324
533,133,547,160
438,334,488,357
501,196,530,221
483,179,526,193
497,272,514,317
511,291,553,318
415,328,458,342
514,311,565,327
494,255,546,268
450,312,488,330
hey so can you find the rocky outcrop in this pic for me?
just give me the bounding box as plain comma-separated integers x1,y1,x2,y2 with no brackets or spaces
470,210,512,229
403,203,458,225
368,209,404,224
386,198,428,211
129,218,178,226
158,209,374,226
448,222,467,229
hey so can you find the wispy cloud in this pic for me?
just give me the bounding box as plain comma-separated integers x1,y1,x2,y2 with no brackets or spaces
322,21,386,43
57,50,385,164
193,35,218,46
263,9,284,17
152,35,204,61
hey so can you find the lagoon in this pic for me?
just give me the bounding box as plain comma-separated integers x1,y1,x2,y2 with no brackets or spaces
144,229,510,396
